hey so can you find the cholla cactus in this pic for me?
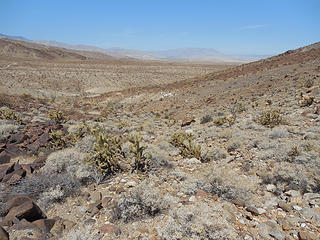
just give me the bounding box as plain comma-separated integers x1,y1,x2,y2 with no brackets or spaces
0,108,23,124
86,132,124,175
257,109,283,128
49,130,68,149
170,131,201,159
129,134,150,172
48,110,67,123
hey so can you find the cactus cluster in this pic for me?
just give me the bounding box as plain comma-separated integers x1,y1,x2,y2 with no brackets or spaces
0,108,23,124
170,131,201,159
257,109,283,128
86,132,125,175
48,110,67,123
129,134,150,172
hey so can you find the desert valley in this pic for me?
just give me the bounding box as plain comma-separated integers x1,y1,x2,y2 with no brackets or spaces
0,36,320,240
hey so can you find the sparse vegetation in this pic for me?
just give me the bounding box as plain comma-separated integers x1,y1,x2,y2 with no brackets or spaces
48,110,67,123
86,132,124,176
0,108,22,124
128,134,150,172
170,131,201,159
200,114,213,124
257,109,283,128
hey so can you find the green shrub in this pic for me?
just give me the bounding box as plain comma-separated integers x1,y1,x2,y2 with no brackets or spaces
86,132,124,175
129,134,150,172
213,116,235,127
257,109,283,128
48,110,67,123
0,108,22,124
200,114,213,124
170,131,201,159
49,130,68,149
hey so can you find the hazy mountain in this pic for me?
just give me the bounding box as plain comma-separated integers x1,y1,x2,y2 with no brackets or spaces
1,33,271,62
0,33,29,41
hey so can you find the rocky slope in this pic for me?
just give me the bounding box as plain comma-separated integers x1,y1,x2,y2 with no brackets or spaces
0,42,319,240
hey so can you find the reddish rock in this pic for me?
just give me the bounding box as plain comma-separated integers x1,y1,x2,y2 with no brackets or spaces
181,118,195,127
6,195,31,213
12,219,35,230
6,173,22,184
32,219,56,233
0,163,15,181
99,223,121,235
2,168,26,184
20,164,34,175
0,151,10,164
102,196,112,207
0,226,9,240
9,133,28,144
37,133,49,146
5,200,46,222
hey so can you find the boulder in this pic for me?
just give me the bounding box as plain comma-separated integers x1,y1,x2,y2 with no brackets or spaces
32,219,56,233
0,226,9,240
0,151,10,164
5,199,46,222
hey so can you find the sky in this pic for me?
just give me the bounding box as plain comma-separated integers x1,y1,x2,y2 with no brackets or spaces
0,0,319,55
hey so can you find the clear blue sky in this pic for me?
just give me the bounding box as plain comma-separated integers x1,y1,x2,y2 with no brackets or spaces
0,0,319,54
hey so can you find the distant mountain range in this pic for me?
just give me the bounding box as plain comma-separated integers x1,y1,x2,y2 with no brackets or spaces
0,33,271,62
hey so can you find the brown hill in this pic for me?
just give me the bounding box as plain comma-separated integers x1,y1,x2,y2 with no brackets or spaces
0,38,114,61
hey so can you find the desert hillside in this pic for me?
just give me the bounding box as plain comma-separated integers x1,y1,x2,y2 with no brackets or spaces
0,41,320,240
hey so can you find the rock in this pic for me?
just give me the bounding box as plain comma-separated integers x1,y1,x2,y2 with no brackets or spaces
32,219,56,233
266,184,276,192
0,226,9,240
303,193,320,201
6,195,31,213
5,199,46,222
181,118,195,127
90,191,102,202
232,198,246,207
183,158,201,164
195,189,211,199
9,133,28,144
0,163,14,181
11,219,35,230
298,230,318,240
0,151,10,164
246,206,261,216
99,223,121,236
101,196,112,207
125,181,137,188
278,201,292,212
285,190,301,198
269,229,285,240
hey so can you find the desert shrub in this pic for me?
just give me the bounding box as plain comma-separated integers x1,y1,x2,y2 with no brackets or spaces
6,172,80,210
268,127,289,139
147,145,173,170
49,130,69,149
111,180,175,223
303,79,314,88
200,114,213,124
299,95,314,107
0,123,19,142
257,109,283,128
59,225,101,240
117,119,129,129
227,139,241,152
48,110,67,123
158,202,238,240
169,131,201,159
0,108,22,124
86,132,125,176
43,148,97,184
128,134,150,172
0,94,12,108
213,115,235,127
